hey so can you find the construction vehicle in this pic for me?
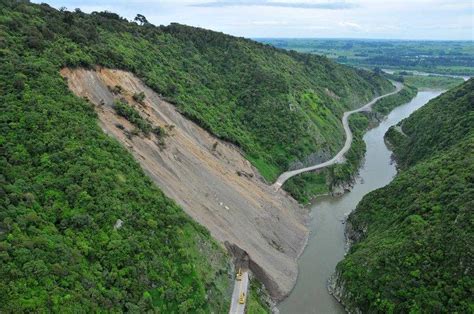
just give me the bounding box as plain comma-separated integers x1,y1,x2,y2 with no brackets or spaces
236,268,242,281
239,292,246,304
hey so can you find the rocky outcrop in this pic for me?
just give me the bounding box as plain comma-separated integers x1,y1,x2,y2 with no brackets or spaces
61,67,310,301
327,214,367,313
344,216,368,248
288,150,332,171
328,271,362,314
330,179,355,196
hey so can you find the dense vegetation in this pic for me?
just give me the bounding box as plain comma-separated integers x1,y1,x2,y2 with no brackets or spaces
161,28,392,181
386,80,473,168
283,113,372,203
113,100,153,135
0,1,392,182
282,171,329,204
334,79,474,312
394,72,464,90
1,1,234,311
246,279,271,314
283,84,417,203
259,38,474,76
372,85,417,115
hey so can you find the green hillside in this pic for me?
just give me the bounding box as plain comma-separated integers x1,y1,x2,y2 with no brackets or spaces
0,2,235,312
334,80,474,312
0,1,392,181
283,85,417,204
0,1,396,311
1,38,231,311
162,25,392,180
386,80,473,168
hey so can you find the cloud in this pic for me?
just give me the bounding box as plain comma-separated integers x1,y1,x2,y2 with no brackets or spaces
339,21,362,30
191,0,358,10
251,20,289,25
32,0,474,40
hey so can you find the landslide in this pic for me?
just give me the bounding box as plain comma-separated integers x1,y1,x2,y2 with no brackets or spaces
3,1,393,182
1,0,394,304
61,67,309,301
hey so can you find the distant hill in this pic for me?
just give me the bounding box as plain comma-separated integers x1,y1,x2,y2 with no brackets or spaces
332,79,474,312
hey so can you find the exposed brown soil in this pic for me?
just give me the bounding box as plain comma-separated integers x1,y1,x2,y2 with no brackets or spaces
60,67,309,301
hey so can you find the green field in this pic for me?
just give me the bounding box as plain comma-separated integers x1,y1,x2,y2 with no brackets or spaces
257,38,474,76
393,71,465,90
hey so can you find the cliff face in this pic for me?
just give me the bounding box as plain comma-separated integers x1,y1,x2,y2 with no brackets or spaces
61,67,310,301
327,218,364,314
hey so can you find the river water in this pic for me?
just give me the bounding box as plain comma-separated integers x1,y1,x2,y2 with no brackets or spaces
279,90,443,314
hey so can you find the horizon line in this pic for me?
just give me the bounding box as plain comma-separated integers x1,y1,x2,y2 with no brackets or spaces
252,37,474,42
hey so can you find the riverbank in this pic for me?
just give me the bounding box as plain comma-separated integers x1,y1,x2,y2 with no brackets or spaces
279,90,443,313
331,81,472,312
283,84,416,204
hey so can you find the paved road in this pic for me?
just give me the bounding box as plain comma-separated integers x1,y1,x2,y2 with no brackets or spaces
229,271,249,314
272,82,403,190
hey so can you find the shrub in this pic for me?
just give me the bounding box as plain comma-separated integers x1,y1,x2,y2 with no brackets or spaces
133,91,146,104
113,100,152,135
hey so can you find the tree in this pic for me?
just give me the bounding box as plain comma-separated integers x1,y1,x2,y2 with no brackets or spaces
133,91,146,104
373,67,383,74
134,14,149,25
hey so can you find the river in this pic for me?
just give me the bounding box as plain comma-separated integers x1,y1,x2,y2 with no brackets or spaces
279,90,443,314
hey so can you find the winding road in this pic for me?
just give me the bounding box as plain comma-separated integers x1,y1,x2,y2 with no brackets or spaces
227,82,403,313
272,81,403,190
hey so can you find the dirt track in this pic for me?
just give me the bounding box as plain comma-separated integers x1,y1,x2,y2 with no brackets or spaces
61,67,309,301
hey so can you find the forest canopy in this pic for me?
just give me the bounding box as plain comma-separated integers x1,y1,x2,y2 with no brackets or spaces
334,79,474,313
1,0,392,181
1,1,233,312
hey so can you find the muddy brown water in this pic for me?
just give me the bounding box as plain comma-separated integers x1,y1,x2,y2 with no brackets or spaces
279,90,443,314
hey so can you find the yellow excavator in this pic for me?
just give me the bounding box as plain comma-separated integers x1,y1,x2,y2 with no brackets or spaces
237,268,245,305
239,292,246,304
236,268,242,281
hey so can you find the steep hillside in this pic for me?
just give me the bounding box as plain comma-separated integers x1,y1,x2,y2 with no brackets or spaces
164,24,392,180
61,67,308,301
0,0,395,310
1,42,232,314
283,84,417,203
386,79,473,168
331,80,474,312
0,1,392,182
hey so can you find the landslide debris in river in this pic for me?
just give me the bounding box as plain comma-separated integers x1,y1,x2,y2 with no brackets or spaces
61,67,309,301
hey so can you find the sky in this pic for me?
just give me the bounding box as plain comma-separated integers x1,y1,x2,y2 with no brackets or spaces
32,0,474,40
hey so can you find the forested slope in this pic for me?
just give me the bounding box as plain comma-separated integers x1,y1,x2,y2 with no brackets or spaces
0,2,233,312
386,79,473,168
0,1,392,181
0,0,394,310
333,80,473,312
283,84,417,204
